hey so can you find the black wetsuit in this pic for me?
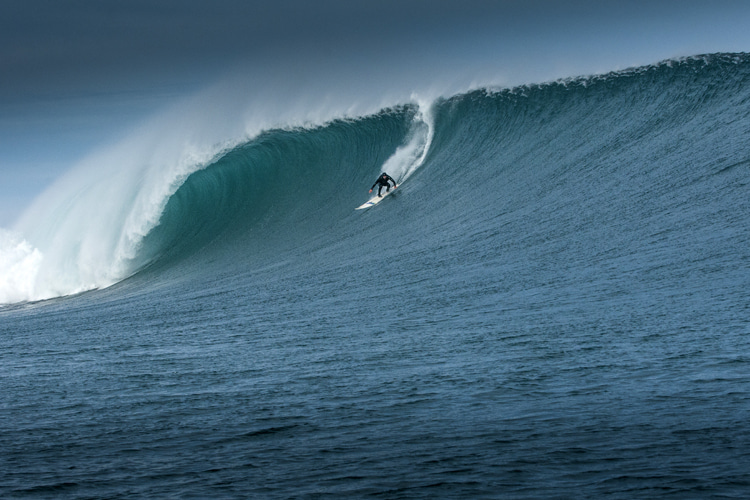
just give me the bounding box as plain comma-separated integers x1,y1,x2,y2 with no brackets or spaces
371,173,396,196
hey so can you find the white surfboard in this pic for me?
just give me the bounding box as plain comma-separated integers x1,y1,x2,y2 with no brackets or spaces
356,186,397,210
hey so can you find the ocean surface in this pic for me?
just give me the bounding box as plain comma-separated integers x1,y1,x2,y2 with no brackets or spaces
2,53,750,498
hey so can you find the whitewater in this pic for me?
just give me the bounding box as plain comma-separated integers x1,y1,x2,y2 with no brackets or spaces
1,54,750,498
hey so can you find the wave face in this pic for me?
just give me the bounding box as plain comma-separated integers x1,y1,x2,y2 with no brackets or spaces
133,53,750,292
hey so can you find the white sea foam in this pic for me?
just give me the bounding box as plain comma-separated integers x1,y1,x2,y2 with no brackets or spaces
6,89,243,304
0,229,44,304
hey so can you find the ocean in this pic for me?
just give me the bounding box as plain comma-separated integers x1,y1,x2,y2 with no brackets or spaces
2,53,750,498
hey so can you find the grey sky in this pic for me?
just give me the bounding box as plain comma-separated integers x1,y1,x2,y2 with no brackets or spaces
4,0,748,97
1,0,750,225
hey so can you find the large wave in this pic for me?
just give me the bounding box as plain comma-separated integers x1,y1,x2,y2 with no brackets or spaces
0,87,436,304
2,53,749,305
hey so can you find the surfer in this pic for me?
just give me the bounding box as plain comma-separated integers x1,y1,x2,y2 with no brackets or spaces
369,172,397,197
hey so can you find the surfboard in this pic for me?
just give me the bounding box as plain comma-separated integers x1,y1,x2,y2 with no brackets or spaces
356,186,397,210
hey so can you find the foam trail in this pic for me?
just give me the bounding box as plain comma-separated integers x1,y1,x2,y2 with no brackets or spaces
381,97,436,182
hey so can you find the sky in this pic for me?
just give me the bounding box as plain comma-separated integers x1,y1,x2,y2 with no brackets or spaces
2,0,750,226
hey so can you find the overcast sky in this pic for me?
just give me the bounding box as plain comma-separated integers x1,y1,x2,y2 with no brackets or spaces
2,0,750,225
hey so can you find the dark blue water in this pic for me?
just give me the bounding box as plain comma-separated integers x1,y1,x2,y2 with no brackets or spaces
2,54,750,498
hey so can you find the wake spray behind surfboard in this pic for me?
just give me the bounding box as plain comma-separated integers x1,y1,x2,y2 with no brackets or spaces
379,97,436,184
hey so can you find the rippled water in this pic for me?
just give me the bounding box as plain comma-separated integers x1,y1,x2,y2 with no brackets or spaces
2,55,750,498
